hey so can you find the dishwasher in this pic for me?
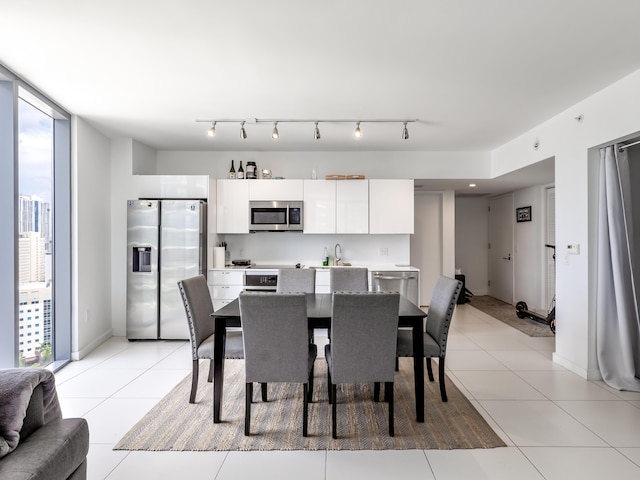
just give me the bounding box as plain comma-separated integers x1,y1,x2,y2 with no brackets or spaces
371,270,419,306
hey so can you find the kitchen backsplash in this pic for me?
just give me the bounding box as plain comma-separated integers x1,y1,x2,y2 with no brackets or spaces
213,233,410,268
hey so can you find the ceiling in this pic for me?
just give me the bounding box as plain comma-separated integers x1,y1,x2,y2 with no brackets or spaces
1,1,640,194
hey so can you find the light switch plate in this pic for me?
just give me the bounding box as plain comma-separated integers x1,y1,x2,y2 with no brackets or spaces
567,244,580,255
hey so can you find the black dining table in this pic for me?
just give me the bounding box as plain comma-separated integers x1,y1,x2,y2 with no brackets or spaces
210,293,428,423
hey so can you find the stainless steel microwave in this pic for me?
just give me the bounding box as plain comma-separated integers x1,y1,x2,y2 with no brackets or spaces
249,201,303,231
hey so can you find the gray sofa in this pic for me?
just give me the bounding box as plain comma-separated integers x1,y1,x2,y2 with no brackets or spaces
0,368,89,480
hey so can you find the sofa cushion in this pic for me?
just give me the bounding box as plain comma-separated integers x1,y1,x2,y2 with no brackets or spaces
0,418,89,480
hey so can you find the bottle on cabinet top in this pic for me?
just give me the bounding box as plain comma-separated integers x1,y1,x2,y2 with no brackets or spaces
246,161,257,179
229,160,236,179
237,161,244,179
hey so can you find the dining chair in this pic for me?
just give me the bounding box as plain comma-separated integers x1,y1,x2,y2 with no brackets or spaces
276,268,316,293
277,267,317,345
178,275,244,404
329,266,369,292
239,292,317,437
325,291,400,438
396,275,462,402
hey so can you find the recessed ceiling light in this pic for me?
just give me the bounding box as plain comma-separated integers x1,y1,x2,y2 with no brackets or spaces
469,183,476,188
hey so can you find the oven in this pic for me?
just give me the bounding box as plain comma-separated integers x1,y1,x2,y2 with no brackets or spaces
243,271,278,292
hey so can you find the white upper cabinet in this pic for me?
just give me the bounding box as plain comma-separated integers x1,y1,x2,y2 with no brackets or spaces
369,179,414,234
303,180,336,234
303,180,369,234
249,179,303,201
336,180,369,233
216,180,249,233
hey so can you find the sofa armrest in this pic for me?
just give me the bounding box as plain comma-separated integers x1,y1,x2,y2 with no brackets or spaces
0,418,89,480
21,383,45,441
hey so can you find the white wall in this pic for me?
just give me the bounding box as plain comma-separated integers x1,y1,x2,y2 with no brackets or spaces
109,138,141,337
455,196,489,296
72,117,114,358
132,140,157,174
492,68,640,379
412,193,443,304
156,151,491,180
220,233,409,268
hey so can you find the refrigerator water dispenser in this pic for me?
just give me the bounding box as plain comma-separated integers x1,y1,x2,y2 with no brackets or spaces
132,246,152,273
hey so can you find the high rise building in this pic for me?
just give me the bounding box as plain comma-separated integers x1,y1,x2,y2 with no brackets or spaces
19,232,46,283
18,284,51,364
19,195,51,253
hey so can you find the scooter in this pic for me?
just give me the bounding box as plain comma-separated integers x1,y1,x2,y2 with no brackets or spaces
515,244,556,334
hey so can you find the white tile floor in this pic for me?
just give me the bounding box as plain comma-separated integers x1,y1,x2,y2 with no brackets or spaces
54,305,640,479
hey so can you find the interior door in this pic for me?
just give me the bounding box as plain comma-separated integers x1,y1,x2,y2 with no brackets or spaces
488,194,514,303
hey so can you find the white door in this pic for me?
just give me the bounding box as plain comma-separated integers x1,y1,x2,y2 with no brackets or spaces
488,194,514,303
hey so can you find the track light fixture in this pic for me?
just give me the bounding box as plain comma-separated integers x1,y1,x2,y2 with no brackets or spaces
196,118,418,141
402,122,409,140
353,122,362,139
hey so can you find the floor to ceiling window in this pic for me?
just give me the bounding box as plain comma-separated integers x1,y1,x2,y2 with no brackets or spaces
0,65,71,369
18,98,54,367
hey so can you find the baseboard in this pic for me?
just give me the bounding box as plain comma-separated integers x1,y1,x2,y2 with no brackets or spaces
72,328,113,360
552,352,601,380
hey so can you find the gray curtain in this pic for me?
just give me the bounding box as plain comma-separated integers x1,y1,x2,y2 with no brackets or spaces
596,145,640,391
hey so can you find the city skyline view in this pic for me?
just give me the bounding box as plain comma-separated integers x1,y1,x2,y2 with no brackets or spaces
18,97,54,367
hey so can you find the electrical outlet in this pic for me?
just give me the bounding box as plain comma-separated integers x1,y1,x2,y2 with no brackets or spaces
378,247,388,256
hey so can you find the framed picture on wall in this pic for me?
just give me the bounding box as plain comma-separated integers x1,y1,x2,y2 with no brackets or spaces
516,206,532,222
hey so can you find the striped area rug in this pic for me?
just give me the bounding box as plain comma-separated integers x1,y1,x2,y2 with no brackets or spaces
114,358,506,451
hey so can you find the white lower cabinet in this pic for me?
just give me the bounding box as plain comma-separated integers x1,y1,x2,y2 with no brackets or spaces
315,269,330,293
208,270,244,311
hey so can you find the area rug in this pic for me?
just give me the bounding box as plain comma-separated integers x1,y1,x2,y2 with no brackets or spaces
469,295,554,337
114,358,505,451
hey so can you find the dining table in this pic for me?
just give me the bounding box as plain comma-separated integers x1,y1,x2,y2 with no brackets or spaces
210,293,428,423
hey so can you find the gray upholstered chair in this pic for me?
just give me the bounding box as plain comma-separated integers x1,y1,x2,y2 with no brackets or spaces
396,275,462,402
277,268,316,343
178,275,244,404
325,292,400,438
276,268,316,293
329,266,368,292
239,292,317,437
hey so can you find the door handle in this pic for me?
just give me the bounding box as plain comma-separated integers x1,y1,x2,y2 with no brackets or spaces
502,254,511,261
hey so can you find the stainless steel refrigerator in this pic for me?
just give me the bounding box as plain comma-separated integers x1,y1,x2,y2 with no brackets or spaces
126,199,207,340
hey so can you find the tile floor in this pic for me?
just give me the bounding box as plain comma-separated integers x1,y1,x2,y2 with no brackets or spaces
54,305,640,479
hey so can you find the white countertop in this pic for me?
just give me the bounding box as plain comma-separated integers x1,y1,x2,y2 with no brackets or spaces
208,264,419,272
308,265,419,272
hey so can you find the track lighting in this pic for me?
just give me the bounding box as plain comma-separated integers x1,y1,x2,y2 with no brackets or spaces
196,118,418,141
353,122,362,139
402,122,409,140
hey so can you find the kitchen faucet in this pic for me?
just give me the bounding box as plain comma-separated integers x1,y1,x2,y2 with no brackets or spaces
334,243,342,266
